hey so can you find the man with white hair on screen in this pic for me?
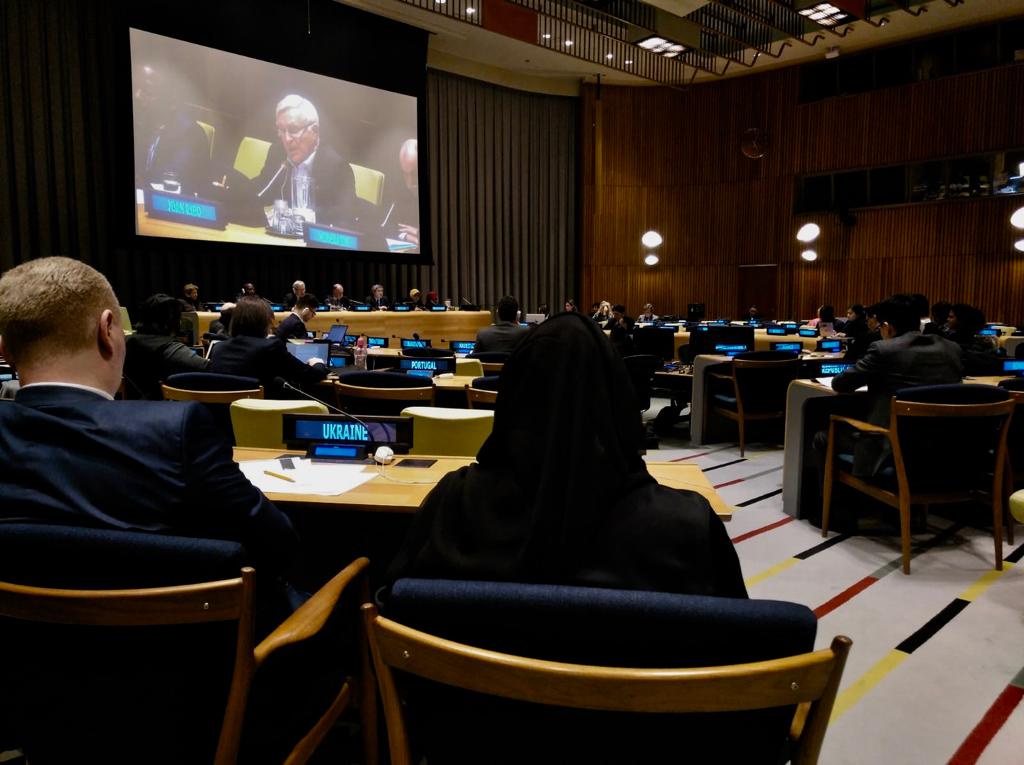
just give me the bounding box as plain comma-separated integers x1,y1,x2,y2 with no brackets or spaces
253,94,366,230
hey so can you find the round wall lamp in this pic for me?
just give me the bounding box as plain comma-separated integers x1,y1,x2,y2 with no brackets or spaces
1014,240,1024,253
1010,206,1024,230
641,230,663,248
800,249,818,262
644,253,660,266
796,223,821,243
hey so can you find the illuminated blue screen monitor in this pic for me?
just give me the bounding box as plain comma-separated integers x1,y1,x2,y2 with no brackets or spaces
771,342,803,352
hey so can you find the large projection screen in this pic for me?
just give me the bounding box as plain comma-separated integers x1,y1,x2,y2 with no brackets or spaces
130,28,422,255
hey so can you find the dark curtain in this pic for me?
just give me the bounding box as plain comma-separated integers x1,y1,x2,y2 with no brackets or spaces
0,0,578,314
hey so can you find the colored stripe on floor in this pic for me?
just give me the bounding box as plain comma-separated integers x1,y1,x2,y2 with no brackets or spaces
814,575,877,619
668,445,736,462
702,458,747,472
731,516,794,544
948,666,1024,765
736,488,782,507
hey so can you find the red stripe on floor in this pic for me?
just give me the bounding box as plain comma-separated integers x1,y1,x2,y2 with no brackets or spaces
730,516,794,544
714,478,745,489
814,576,878,619
947,683,1024,765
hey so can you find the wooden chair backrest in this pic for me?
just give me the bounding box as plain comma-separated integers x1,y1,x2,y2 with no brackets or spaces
363,604,851,765
480,362,504,375
161,384,264,404
0,569,257,764
465,385,498,409
335,381,435,405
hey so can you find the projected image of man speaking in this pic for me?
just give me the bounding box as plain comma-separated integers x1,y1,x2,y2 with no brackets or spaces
255,94,366,233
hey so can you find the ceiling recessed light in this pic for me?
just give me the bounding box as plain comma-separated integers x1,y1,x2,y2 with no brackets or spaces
434,0,446,4
1015,239,1024,253
644,253,660,266
641,230,663,248
796,222,821,243
801,249,818,262
564,40,573,47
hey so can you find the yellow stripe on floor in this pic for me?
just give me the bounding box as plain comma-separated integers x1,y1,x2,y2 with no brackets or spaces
960,563,1013,602
831,649,909,722
744,557,798,588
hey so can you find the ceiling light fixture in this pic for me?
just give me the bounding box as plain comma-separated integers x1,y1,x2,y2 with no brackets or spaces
624,59,633,65
800,249,818,262
541,33,551,39
564,40,573,47
636,34,686,59
605,53,614,60
641,230,663,248
644,253,660,266
1010,206,1024,229
466,6,475,13
1015,240,1024,252
796,222,821,243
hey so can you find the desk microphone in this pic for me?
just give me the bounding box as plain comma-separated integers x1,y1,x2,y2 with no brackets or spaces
273,377,375,438
257,163,287,198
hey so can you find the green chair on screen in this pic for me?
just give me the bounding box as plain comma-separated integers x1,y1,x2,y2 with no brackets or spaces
195,120,215,159
401,406,494,457
350,163,385,206
230,399,328,449
234,137,273,180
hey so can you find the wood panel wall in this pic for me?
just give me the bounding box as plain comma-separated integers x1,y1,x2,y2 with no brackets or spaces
580,62,1024,322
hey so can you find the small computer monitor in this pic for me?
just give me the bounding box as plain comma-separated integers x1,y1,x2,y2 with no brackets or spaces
771,341,803,352
686,303,705,322
977,328,999,336
1002,359,1024,375
713,344,748,357
524,313,546,324
367,336,388,348
799,327,818,337
286,344,323,364
326,324,349,343
328,356,347,368
689,326,754,358
450,340,476,355
399,357,455,376
401,338,431,349
817,339,842,353
766,327,786,336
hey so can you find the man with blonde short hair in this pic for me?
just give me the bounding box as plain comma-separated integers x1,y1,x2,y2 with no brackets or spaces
0,256,299,577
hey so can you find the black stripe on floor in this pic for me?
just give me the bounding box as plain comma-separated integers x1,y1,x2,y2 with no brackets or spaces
794,533,852,560
896,599,970,654
1005,541,1024,564
701,458,748,472
736,489,782,507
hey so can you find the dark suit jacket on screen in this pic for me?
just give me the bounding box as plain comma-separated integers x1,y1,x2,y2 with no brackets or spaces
0,385,299,578
831,331,962,474
475,321,527,354
209,335,328,397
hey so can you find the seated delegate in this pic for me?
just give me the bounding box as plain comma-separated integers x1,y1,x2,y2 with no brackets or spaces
209,296,328,398
474,295,527,354
123,293,209,399
387,311,746,597
275,293,319,341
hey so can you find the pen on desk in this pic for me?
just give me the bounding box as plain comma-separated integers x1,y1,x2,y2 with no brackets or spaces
263,470,296,483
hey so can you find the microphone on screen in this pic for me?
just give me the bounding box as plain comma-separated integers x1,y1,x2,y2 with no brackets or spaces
272,377,375,436
257,163,287,198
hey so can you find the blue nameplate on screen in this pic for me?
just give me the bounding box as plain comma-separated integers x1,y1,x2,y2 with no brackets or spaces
316,305,329,312
430,305,447,312
799,328,818,337
353,305,371,312
406,369,433,378
819,340,841,352
367,337,387,348
303,223,361,250
450,341,476,354
270,304,285,312
393,304,412,312
978,328,998,336
771,342,802,352
329,356,347,368
307,443,367,461
144,190,225,230
296,420,370,443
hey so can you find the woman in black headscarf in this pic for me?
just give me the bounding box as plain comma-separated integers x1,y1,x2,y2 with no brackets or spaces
386,312,746,598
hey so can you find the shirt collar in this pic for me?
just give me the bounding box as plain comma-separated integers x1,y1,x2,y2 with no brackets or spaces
20,382,115,400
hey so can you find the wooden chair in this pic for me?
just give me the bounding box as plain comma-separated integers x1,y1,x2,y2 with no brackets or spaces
823,385,1014,574
335,374,434,416
710,353,800,456
465,384,498,409
467,351,508,375
0,556,372,765
161,372,264,404
363,597,851,765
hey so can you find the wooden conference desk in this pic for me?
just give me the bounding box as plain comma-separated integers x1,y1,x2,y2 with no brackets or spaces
186,309,492,344
233,447,732,520
780,375,1015,520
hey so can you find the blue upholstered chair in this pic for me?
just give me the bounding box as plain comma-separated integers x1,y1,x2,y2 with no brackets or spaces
822,384,1015,574
0,524,371,764
368,579,850,765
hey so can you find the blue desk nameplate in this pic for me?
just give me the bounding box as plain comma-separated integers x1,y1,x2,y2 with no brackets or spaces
303,223,362,250
144,189,226,230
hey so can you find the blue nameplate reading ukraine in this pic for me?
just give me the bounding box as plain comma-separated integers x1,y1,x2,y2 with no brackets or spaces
295,420,371,443
304,223,361,250
145,190,225,230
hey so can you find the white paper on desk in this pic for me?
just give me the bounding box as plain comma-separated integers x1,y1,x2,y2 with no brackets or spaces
238,458,376,496
815,377,868,392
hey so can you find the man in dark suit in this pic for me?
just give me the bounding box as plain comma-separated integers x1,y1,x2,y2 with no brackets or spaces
283,279,306,310
276,293,318,341
253,94,370,231
475,295,527,353
0,257,299,580
365,283,390,311
823,296,963,478
603,304,635,356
